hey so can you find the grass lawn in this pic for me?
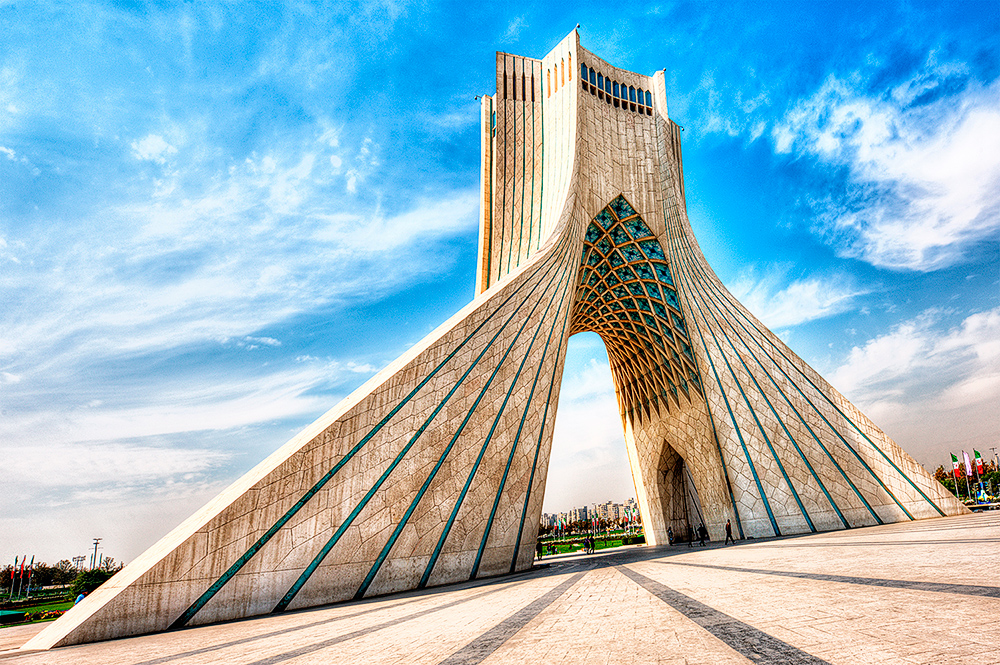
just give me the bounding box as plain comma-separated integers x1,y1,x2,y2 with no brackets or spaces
23,600,73,613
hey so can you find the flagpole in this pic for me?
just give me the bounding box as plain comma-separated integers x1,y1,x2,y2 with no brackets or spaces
963,451,973,501
8,556,16,602
25,556,34,600
951,453,963,499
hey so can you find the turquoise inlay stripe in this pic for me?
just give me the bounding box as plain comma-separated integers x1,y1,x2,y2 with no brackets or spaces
537,87,544,252
669,222,917,521
703,298,847,529
357,259,573,598
470,271,572,580
496,91,508,286
676,246,817,533
485,96,494,290
662,213,780,536
658,203,745,539
169,234,572,629
277,246,573,611
671,221,940,518
681,262,816,533
691,251,877,527
526,74,535,256
416,268,573,590
509,311,568,573
515,65,527,272
703,296,881,526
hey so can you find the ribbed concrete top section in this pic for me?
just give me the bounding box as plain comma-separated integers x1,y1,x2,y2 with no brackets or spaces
476,32,667,295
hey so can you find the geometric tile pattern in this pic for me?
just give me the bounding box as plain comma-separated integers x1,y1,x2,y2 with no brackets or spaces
570,195,701,425
26,29,967,650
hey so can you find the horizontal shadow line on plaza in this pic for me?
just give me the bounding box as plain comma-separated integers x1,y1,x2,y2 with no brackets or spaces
126,576,538,665
617,565,830,665
654,561,1000,598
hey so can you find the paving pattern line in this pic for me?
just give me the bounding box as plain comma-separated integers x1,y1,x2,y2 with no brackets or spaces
435,571,587,665
35,578,534,665
616,565,829,665
652,560,1000,598
236,578,551,665
748,538,1000,548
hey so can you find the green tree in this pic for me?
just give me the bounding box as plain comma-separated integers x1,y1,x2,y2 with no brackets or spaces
70,561,123,597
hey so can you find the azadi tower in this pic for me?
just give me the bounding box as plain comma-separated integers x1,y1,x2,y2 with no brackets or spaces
29,30,965,649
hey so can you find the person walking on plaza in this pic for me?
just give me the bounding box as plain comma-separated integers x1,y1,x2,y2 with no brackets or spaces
697,523,708,546
687,524,694,547
725,519,735,545
667,526,674,545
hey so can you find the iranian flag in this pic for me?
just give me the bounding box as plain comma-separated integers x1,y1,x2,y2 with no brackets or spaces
964,451,973,476
975,450,984,475
952,453,961,479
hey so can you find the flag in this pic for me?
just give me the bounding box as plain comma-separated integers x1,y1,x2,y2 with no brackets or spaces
964,451,973,476
18,556,25,580
10,556,16,581
975,450,984,474
952,453,961,479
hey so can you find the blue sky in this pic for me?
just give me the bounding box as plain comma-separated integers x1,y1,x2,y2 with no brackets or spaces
1,0,997,564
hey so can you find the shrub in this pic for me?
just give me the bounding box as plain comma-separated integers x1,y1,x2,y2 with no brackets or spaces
70,569,116,597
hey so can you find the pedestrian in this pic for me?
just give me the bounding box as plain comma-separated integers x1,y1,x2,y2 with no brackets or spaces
724,519,735,545
687,524,693,547
536,540,544,559
697,523,708,546
667,526,674,545
75,591,87,604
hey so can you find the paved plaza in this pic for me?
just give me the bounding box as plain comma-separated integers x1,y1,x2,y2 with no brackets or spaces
3,511,998,664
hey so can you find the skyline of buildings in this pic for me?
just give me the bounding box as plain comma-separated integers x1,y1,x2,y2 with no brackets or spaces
541,498,640,529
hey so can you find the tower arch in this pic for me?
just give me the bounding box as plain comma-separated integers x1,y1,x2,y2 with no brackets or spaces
27,29,967,650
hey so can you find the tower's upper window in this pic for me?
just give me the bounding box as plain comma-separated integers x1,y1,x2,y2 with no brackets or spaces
629,86,636,103
581,63,587,81
589,68,596,86
613,81,619,98
645,90,652,107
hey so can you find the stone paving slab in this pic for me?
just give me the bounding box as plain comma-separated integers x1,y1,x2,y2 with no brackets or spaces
3,512,997,664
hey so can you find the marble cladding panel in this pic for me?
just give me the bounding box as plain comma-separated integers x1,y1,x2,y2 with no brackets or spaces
30,32,967,652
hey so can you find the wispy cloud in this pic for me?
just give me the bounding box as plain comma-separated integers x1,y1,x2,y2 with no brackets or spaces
729,266,865,329
772,61,1000,271
828,307,1000,465
830,307,1000,405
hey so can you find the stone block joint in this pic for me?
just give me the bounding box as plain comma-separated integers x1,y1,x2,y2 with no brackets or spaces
24,29,967,651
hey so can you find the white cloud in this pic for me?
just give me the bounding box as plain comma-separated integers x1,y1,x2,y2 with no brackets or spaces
828,307,1000,466
2,442,229,490
543,337,636,512
830,308,1000,399
773,65,1000,271
0,366,333,448
503,16,527,42
131,134,178,164
729,266,864,329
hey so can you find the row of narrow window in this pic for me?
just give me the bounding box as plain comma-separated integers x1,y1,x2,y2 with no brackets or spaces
546,52,573,98
501,52,651,119
503,66,535,102
580,63,653,116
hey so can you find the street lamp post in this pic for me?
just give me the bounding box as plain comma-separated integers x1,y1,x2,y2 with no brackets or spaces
90,538,102,570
